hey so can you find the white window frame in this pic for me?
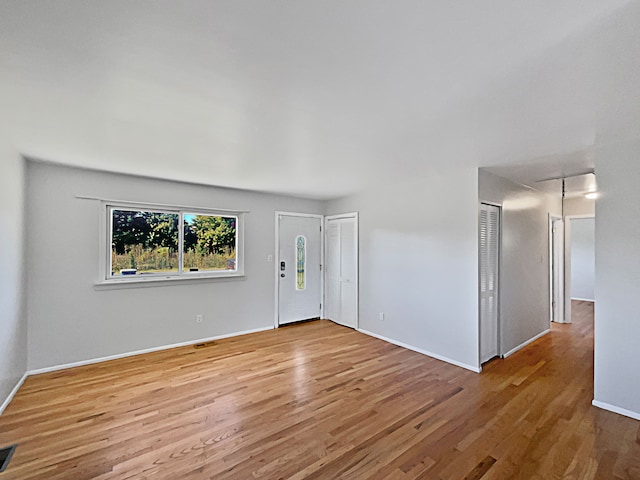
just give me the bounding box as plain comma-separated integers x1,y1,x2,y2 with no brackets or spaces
99,201,245,285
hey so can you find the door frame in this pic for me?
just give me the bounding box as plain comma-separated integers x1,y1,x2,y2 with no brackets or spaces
479,202,502,365
274,212,325,328
324,212,359,329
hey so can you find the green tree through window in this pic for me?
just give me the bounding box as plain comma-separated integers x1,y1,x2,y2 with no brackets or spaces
183,214,236,272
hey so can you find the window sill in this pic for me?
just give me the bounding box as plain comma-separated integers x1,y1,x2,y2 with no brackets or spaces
94,272,246,290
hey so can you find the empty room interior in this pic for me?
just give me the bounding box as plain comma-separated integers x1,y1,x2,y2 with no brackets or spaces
1,1,640,479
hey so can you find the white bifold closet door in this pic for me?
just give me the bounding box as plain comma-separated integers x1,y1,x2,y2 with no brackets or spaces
325,214,358,328
479,203,500,364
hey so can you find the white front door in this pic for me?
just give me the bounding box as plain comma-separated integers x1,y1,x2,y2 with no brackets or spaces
479,203,500,364
277,214,322,325
325,214,358,328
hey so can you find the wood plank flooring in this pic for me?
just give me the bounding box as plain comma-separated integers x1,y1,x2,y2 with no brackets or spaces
1,300,639,479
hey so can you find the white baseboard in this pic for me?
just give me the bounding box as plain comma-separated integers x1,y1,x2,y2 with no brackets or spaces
592,400,640,421
357,328,481,373
28,326,274,376
0,372,28,416
571,297,595,302
503,329,550,358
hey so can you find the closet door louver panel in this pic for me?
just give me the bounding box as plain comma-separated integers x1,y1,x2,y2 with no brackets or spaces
480,203,500,363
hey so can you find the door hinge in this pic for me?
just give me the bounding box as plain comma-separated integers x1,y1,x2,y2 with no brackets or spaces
320,264,323,270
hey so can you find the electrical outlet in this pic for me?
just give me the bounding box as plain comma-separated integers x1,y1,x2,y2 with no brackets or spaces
267,254,273,262
378,312,384,321
196,314,203,323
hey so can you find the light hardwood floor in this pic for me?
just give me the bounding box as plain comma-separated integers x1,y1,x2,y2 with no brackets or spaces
1,301,638,479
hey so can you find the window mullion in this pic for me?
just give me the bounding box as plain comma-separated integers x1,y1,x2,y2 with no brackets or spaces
107,206,114,279
178,211,184,275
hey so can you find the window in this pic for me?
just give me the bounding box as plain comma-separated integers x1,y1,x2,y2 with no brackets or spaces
107,204,242,281
183,213,237,272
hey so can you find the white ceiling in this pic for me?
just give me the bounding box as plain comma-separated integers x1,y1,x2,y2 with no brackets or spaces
483,149,596,195
0,1,635,198
536,173,598,199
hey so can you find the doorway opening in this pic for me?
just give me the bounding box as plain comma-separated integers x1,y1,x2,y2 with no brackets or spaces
568,217,595,303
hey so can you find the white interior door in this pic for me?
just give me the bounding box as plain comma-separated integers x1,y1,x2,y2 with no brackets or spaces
325,220,340,323
277,214,322,325
325,214,358,328
550,217,565,323
480,203,500,364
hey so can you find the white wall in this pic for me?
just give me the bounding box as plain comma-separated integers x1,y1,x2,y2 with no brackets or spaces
326,168,480,371
26,162,323,371
594,140,640,418
564,197,595,217
0,149,28,412
570,218,595,301
479,170,562,355
591,0,640,420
